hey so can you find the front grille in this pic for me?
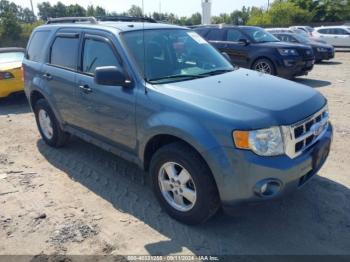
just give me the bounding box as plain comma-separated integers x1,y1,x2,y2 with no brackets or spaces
282,105,329,159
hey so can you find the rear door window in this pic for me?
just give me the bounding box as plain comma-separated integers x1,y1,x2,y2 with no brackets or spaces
333,28,349,35
206,29,225,41
50,36,79,70
27,31,51,62
82,38,120,75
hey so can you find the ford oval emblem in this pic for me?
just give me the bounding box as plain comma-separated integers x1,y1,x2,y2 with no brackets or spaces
310,122,324,136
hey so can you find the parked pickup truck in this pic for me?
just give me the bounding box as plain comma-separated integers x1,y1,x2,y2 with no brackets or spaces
23,17,333,225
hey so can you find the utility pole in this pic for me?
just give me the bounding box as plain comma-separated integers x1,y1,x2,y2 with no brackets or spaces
29,0,35,14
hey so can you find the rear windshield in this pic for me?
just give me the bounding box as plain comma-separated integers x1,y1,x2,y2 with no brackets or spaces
0,52,24,64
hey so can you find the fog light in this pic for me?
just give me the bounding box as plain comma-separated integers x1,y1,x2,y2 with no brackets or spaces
254,179,282,198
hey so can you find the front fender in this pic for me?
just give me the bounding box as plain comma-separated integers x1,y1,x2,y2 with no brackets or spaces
138,111,220,164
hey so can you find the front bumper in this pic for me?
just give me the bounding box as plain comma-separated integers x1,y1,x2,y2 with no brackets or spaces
203,124,333,208
315,50,335,61
275,56,315,78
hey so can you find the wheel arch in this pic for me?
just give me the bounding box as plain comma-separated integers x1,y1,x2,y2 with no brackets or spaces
250,56,277,75
29,89,64,129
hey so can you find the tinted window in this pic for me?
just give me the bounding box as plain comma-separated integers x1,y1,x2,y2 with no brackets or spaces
241,27,279,43
50,36,79,70
318,29,329,34
27,31,50,62
82,39,120,75
226,29,245,42
194,28,209,37
333,28,349,35
206,29,225,41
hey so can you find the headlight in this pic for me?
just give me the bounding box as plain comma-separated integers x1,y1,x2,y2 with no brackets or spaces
277,48,299,56
233,127,284,156
0,71,14,80
317,47,328,52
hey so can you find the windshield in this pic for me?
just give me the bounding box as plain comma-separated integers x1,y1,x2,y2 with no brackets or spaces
121,29,234,84
241,27,280,43
0,52,24,64
293,34,311,44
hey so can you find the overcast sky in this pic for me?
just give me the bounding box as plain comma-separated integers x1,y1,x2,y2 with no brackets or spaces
12,0,267,17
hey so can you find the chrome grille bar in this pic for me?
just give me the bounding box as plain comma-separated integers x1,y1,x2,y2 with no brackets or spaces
282,105,329,159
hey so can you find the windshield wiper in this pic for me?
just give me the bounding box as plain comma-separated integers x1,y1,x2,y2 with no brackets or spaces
199,69,234,76
148,74,206,83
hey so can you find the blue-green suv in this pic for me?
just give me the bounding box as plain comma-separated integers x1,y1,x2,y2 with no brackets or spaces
23,17,333,224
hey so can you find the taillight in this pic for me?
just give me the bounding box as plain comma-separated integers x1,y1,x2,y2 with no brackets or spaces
0,71,14,80
21,66,24,81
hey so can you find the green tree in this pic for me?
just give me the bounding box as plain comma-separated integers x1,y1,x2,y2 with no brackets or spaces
128,5,143,17
37,2,54,20
0,0,22,40
66,4,86,17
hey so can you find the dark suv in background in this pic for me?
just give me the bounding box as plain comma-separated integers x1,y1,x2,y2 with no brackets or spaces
194,25,315,79
272,32,335,63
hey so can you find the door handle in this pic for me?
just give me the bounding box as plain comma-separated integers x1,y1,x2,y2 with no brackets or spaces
79,84,92,94
43,73,53,80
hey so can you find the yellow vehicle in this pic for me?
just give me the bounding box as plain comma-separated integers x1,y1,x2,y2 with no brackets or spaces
0,47,25,98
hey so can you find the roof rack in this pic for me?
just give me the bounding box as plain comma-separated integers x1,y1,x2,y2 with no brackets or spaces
46,17,98,24
97,16,157,23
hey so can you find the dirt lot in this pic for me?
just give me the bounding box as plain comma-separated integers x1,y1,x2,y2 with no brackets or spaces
1,53,350,258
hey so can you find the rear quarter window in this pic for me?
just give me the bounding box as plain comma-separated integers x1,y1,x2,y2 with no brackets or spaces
50,36,79,70
27,30,51,62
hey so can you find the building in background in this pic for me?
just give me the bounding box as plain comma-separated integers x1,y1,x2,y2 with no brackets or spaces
201,0,212,25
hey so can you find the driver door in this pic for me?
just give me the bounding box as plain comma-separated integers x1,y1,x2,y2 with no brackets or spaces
221,29,249,67
73,33,136,150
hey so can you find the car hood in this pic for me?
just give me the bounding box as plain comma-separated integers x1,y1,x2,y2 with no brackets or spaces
255,41,310,49
310,41,333,49
155,68,326,129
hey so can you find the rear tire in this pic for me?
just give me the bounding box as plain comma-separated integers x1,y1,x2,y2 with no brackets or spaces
252,58,276,75
34,99,69,148
150,142,220,225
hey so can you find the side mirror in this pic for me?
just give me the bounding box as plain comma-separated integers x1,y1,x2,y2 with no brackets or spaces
238,39,250,46
221,52,231,62
95,66,130,87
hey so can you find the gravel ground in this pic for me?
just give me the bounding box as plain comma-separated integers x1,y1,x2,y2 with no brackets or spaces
0,52,350,257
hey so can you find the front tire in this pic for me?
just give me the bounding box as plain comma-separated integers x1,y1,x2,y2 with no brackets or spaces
252,58,276,75
150,142,220,225
34,99,69,148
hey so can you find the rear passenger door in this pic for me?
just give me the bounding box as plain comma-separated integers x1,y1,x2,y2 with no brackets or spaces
73,32,136,150
317,29,337,46
41,30,81,124
332,28,350,47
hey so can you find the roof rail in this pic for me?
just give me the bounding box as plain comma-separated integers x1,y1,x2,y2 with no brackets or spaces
46,17,98,24
96,16,157,23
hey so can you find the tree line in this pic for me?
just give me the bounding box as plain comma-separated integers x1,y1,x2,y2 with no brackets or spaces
1,0,349,47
